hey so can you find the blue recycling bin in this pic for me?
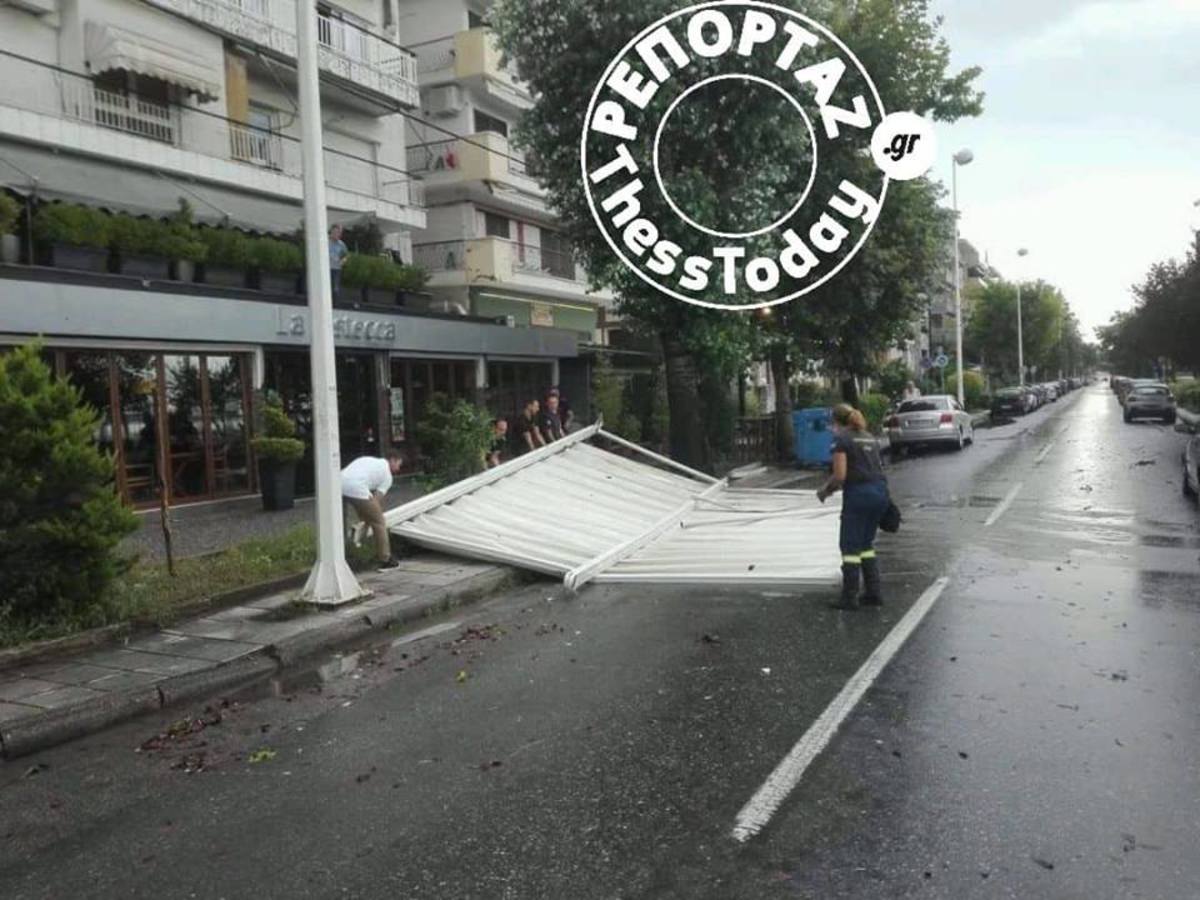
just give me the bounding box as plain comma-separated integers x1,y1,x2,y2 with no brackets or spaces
792,407,834,467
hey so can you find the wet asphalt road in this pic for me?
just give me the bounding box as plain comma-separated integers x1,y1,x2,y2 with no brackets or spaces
2,384,1198,899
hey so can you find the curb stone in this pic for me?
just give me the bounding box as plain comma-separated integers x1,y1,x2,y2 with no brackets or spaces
0,565,517,760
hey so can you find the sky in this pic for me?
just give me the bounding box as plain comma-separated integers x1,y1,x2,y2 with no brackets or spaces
927,0,1200,335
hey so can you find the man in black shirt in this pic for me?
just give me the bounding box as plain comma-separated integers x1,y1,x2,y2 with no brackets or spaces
485,418,508,468
539,392,564,443
513,399,543,455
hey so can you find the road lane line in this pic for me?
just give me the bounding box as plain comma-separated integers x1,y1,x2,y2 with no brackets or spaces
731,576,951,843
1035,441,1056,465
984,482,1023,527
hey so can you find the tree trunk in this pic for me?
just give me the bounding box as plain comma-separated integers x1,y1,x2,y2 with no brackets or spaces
661,332,708,470
769,346,793,461
841,376,860,404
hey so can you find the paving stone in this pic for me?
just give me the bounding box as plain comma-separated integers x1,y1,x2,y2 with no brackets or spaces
0,700,38,724
22,663,124,686
19,684,108,709
126,634,262,663
0,678,63,703
84,669,168,692
204,605,273,623
84,650,212,677
165,615,338,645
239,593,299,611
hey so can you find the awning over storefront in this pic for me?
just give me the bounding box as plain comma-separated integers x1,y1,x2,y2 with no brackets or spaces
85,22,222,101
0,143,367,233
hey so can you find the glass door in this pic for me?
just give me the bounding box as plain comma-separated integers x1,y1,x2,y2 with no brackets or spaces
162,354,209,501
203,355,251,495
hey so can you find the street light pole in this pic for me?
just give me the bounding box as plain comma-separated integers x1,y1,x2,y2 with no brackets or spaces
295,0,365,606
1016,247,1029,386
951,149,973,405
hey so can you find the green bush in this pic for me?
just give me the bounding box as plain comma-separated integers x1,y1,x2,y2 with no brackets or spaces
251,236,303,273
858,392,892,434
792,380,841,410
197,227,253,269
0,193,19,235
109,213,169,256
250,398,305,463
946,371,987,409
162,200,208,263
876,359,914,401
0,343,138,627
341,253,425,290
33,203,112,249
1173,380,1200,413
415,393,493,488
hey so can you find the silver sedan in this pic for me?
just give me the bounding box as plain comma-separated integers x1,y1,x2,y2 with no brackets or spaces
885,395,975,452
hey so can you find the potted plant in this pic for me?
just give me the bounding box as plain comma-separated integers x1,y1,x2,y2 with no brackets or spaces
251,236,303,294
110,213,171,279
197,226,253,288
33,202,112,272
340,253,404,305
163,199,208,283
250,397,306,511
0,193,20,264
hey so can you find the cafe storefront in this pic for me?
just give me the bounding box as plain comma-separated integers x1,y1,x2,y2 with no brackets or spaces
1,273,580,508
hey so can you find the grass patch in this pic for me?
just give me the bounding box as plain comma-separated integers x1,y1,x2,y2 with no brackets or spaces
0,525,379,650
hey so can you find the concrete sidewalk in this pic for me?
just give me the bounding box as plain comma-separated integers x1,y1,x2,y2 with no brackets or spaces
0,555,513,759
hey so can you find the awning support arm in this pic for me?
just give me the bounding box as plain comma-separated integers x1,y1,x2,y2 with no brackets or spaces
596,428,720,484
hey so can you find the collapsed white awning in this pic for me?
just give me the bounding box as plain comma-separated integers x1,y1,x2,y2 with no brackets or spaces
85,22,222,101
385,424,841,589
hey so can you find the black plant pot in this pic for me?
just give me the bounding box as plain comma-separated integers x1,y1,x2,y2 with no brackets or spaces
362,285,398,306
256,270,300,294
258,459,297,511
46,242,109,273
117,253,171,279
202,264,249,288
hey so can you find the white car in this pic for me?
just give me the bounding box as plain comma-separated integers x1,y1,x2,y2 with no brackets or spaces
885,395,975,452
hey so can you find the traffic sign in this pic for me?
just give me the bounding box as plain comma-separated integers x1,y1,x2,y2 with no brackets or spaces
933,354,949,369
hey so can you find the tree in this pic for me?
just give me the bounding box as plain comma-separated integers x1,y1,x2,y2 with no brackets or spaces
0,343,138,626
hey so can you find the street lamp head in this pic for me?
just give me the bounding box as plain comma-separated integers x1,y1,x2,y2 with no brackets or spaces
953,149,974,166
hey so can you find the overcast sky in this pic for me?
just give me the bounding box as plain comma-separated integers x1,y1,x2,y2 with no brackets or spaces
927,0,1200,335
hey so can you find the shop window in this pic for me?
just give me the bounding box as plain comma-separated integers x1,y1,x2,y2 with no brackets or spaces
473,109,508,138
163,355,209,500
114,352,161,505
64,351,117,460
205,355,250,495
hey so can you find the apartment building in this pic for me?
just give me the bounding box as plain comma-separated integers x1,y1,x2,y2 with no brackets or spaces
0,0,581,506
399,0,616,416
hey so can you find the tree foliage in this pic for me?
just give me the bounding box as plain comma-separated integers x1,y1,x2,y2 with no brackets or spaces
966,280,1092,383
415,394,494,488
0,344,138,626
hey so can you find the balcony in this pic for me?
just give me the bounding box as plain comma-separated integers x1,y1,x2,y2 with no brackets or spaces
141,0,419,108
0,57,424,229
406,132,545,213
415,28,532,113
412,237,592,295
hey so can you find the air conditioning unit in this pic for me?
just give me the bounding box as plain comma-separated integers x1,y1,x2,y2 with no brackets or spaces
425,85,465,117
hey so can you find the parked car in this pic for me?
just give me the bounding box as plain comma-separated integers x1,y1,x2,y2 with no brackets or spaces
885,395,974,452
1028,383,1049,406
1042,382,1060,402
991,387,1032,417
1113,376,1132,398
1123,383,1176,423
1183,424,1200,501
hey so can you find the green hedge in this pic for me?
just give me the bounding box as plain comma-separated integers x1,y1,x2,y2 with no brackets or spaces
0,193,19,235
33,203,112,249
197,226,253,269
858,392,892,434
341,253,428,291
250,398,305,463
251,236,303,273
1173,380,1200,413
946,371,987,410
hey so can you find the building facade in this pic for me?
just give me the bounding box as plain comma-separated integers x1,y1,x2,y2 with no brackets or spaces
0,0,581,508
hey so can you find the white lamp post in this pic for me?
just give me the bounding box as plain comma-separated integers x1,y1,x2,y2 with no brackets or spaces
1016,247,1029,386
295,0,365,606
951,148,973,405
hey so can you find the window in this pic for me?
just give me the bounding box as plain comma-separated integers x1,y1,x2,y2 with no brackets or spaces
540,229,575,279
467,10,488,29
473,109,508,138
898,398,950,413
233,103,280,167
483,212,510,239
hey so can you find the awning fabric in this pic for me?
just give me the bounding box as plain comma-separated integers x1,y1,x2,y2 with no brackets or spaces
85,22,222,101
384,424,841,589
0,142,367,233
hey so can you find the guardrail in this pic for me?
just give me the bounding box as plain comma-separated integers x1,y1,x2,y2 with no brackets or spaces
411,240,468,272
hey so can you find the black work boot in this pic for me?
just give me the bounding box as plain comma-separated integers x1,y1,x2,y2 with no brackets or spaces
861,557,883,606
829,564,861,610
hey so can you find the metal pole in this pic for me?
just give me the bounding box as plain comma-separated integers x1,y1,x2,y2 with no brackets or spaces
952,162,965,405
296,0,364,606
1016,280,1024,387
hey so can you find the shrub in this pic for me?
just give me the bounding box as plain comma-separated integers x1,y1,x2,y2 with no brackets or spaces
197,227,253,269
340,253,425,291
33,202,112,249
0,343,138,627
162,200,208,263
858,392,892,434
109,213,169,256
1174,380,1200,413
415,393,493,488
876,359,915,401
792,380,841,410
250,398,305,464
946,371,987,409
0,193,19,235
251,236,303,273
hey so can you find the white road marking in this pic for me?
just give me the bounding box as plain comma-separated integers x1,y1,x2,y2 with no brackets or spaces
731,576,951,843
984,482,1023,527
1035,441,1056,465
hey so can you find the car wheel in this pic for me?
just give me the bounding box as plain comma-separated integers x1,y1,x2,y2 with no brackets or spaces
1123,411,1132,423
955,428,965,451
966,424,975,445
1165,413,1176,425
1184,464,1198,499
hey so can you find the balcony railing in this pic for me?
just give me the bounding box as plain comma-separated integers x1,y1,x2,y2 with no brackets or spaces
141,0,419,107
0,56,424,211
513,244,576,281
412,238,581,283
412,240,467,272
406,138,459,175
